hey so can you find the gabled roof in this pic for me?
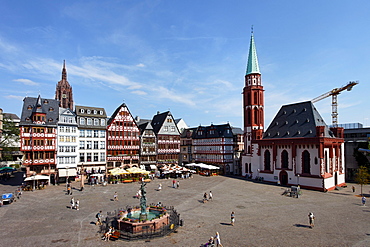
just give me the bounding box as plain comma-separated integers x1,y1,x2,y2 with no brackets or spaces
151,111,170,134
192,123,234,139
263,101,335,139
107,103,136,127
3,113,20,120
20,96,59,126
246,33,260,75
75,105,107,118
138,120,153,134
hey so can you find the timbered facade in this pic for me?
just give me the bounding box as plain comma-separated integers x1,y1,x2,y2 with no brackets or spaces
151,111,180,167
107,103,140,168
20,96,59,182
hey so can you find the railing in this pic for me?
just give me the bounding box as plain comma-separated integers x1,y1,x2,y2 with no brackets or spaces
101,204,181,241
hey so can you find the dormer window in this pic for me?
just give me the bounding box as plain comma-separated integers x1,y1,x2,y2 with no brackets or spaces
94,110,97,114
100,111,103,115
80,109,85,113
87,110,91,114
43,100,48,104
49,107,54,112
27,105,32,110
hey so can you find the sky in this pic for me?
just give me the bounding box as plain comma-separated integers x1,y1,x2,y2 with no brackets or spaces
1,1,370,128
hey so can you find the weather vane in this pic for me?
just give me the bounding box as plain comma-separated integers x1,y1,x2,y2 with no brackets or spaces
251,25,254,34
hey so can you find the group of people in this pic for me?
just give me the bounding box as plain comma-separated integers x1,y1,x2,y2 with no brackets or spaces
203,191,213,203
70,197,79,210
204,232,223,247
172,179,180,188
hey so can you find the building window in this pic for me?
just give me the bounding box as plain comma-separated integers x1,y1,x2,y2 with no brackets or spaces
164,126,168,131
264,150,271,171
100,141,105,149
79,153,85,162
171,126,175,132
86,141,92,149
302,150,311,174
281,150,289,169
94,130,99,138
79,141,85,149
94,153,99,162
100,152,105,162
87,118,92,125
101,119,105,126
79,130,85,137
94,141,98,149
100,130,105,138
86,130,92,137
94,119,99,126
86,153,92,162
80,118,85,125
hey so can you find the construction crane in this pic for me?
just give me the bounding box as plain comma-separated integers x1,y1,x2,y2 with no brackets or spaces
311,81,358,127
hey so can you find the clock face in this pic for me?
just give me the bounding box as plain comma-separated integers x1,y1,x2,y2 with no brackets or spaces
62,94,67,98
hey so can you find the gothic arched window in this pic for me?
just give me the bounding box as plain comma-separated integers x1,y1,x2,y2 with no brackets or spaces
264,150,271,171
281,150,289,169
302,150,311,174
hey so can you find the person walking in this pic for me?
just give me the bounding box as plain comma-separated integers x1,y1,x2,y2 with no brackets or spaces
67,185,71,195
75,199,80,210
214,232,223,247
113,191,118,201
177,181,180,189
362,196,366,206
172,179,176,188
158,183,162,191
70,197,75,209
231,211,235,226
209,191,213,201
203,192,208,203
308,212,315,228
96,211,103,225
352,185,356,193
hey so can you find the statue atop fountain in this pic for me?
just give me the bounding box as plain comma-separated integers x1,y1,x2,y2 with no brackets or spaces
139,181,147,220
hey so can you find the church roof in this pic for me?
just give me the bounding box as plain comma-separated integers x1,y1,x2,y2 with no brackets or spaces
246,34,260,75
263,101,335,139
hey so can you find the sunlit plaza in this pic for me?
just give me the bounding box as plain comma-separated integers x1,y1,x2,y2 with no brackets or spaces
0,172,369,247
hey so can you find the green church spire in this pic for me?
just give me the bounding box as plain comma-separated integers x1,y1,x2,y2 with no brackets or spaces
246,31,260,75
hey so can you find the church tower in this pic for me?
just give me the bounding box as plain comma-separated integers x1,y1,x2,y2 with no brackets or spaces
55,60,74,110
243,31,264,155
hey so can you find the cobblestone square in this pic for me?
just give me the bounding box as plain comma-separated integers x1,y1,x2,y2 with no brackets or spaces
0,172,369,247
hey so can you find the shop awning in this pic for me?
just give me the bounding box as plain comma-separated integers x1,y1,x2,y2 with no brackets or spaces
58,168,77,177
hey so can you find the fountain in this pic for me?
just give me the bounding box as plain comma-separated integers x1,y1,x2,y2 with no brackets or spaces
117,181,170,234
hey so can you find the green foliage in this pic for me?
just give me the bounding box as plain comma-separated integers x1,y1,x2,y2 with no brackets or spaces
355,166,370,185
0,116,20,161
355,166,370,196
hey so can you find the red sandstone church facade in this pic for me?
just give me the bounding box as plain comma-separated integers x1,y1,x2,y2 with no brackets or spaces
241,33,345,191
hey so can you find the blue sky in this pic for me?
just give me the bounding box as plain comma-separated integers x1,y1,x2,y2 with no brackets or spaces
1,1,370,128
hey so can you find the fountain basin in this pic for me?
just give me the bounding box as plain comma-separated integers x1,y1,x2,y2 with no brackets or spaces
118,207,169,233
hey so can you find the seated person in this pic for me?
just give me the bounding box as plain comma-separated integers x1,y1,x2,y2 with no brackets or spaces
102,226,114,241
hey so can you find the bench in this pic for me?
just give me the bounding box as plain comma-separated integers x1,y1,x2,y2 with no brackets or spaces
110,231,120,240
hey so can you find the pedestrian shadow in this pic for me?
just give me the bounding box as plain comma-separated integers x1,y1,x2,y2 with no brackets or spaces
220,222,232,226
198,199,207,204
294,224,311,228
90,221,96,225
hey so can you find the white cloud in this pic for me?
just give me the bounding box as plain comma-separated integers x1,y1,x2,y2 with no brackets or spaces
5,95,24,101
13,79,39,86
136,63,145,68
132,90,147,95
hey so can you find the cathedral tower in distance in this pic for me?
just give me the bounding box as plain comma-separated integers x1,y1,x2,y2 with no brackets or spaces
55,60,74,110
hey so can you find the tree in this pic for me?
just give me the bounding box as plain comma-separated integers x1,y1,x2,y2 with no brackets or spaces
354,166,370,196
0,116,20,161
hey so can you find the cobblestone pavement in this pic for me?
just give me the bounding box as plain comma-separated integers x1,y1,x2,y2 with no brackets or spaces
0,172,369,247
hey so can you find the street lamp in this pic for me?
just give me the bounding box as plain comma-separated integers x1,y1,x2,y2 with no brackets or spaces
65,165,70,186
297,174,300,188
257,169,260,180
